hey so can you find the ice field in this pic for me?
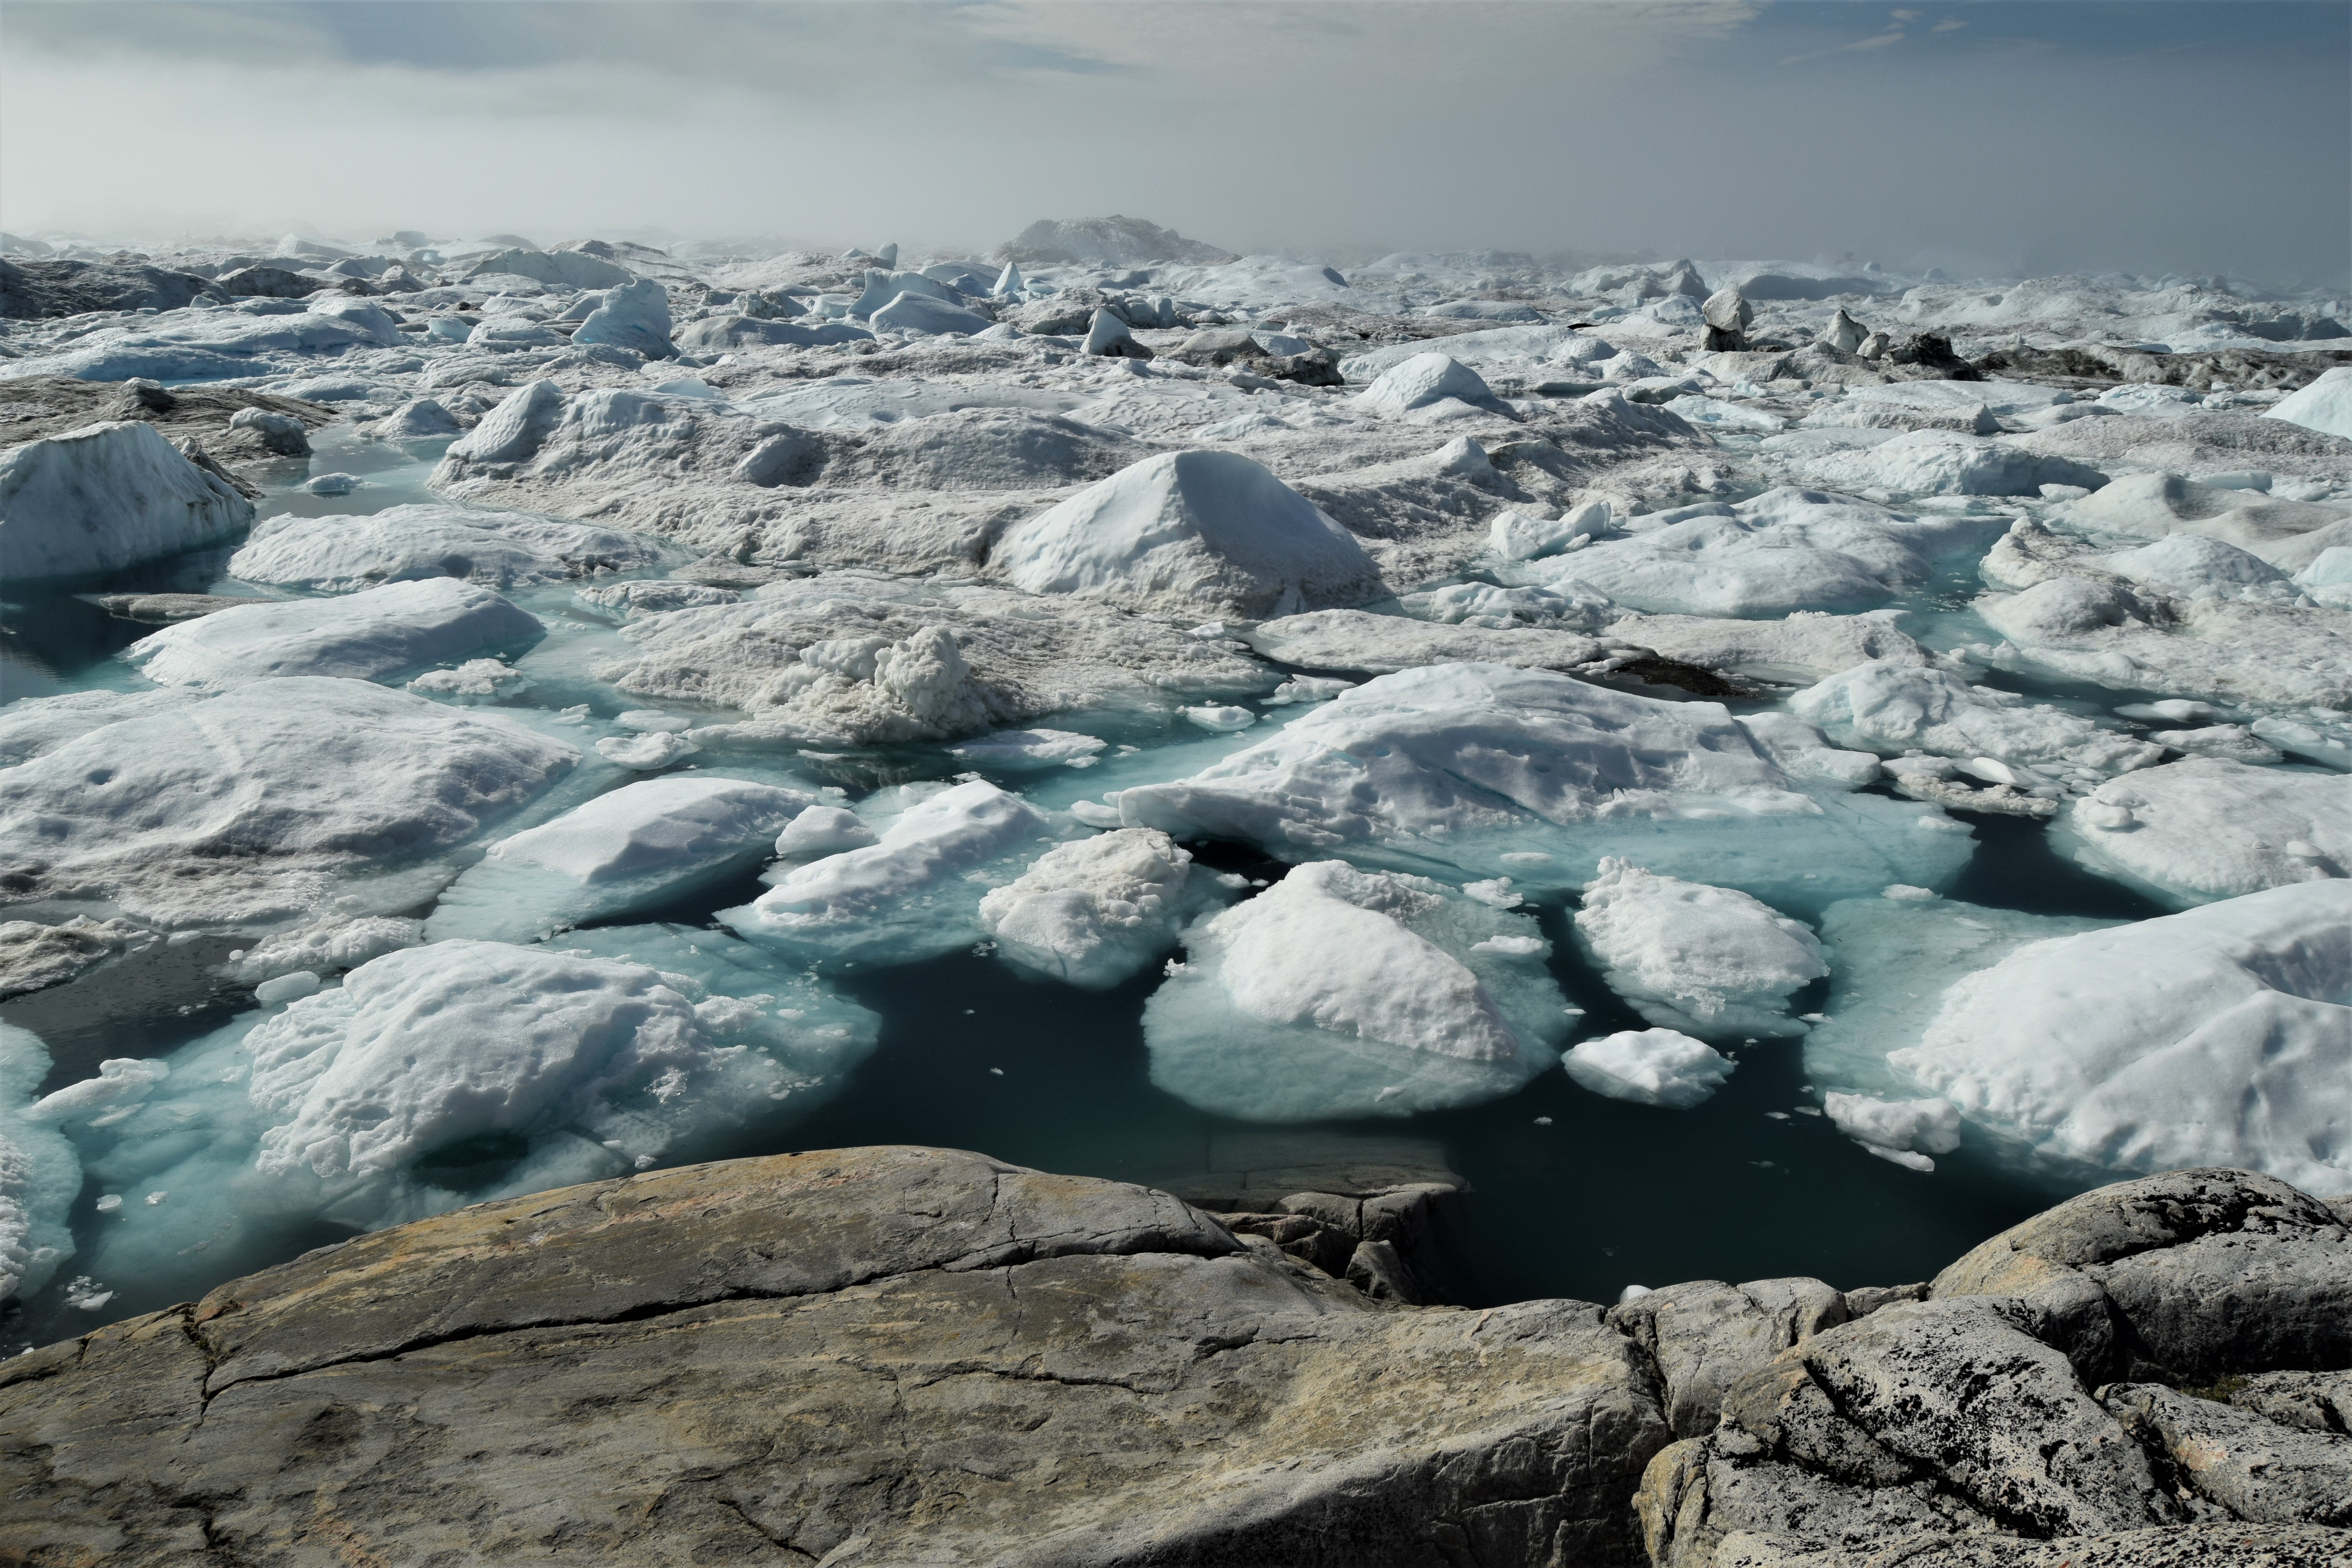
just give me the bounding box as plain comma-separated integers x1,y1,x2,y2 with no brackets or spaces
0,221,2347,1343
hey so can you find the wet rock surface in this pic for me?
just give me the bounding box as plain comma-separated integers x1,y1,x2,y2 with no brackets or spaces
1,1156,2345,1566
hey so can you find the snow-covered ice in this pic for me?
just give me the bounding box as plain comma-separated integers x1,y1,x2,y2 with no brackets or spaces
229,503,665,592
1143,860,1568,1120
979,827,1230,989
124,578,544,688
0,421,255,580
1572,859,1827,1039
2056,758,2350,908
1562,1028,1736,1109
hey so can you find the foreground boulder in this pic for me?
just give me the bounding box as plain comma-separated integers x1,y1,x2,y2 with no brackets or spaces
0,1145,1671,1566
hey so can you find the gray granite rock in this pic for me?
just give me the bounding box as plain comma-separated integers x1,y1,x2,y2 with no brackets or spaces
1608,1277,1849,1438
2102,1383,2352,1526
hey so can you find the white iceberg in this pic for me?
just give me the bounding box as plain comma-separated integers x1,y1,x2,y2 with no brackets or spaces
229,503,665,592
123,578,545,689
2055,758,2350,908
427,775,821,942
1789,659,2165,778
1822,1093,1962,1172
978,828,1232,990
0,420,254,580
1354,353,1508,420
1143,860,1568,1120
1563,1028,1735,1109
1572,859,1826,1039
2264,366,2352,441
989,450,1381,619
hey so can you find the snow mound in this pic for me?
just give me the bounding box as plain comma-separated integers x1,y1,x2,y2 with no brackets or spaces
1563,1029,1734,1109
229,504,664,592
1573,859,1826,1039
2265,367,2352,441
0,677,577,928
1892,881,2351,1192
1110,662,1969,913
428,775,820,942
1143,860,1566,1121
722,780,1053,969
123,578,544,689
990,450,1381,619
0,420,255,580
1514,488,2006,617
978,828,1229,989
2056,758,2351,909
1789,659,2164,778
1354,353,1507,420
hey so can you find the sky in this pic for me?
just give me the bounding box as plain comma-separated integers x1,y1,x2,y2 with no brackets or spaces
3,0,2346,285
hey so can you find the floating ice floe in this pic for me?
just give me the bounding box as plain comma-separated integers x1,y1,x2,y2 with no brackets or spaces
1107,662,1970,914
1572,859,1827,1039
0,1024,80,1301
1507,488,2007,617
427,775,821,942
1604,610,1929,684
56,927,877,1298
2054,758,2351,908
229,503,666,592
979,828,1234,990
0,677,577,927
592,570,1274,747
123,578,545,689
989,450,1382,619
1821,1093,1962,1172
1143,860,1567,1120
1786,429,2106,497
1788,659,2165,780
950,728,1109,769
722,780,1055,969
0,420,255,580
1888,881,2351,1192
1562,1028,1735,1109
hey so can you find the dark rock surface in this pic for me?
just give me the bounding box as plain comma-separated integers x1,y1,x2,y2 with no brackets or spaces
0,257,230,318
1,1155,2345,1566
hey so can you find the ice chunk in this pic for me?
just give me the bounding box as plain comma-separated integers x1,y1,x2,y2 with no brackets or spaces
1247,610,1617,675
123,577,543,690
1354,353,1506,419
1563,1029,1734,1109
951,729,1108,769
2098,534,2301,604
1822,1093,1961,1171
989,450,1381,619
869,292,992,336
2264,366,2352,441
773,805,876,860
1606,611,1929,684
594,731,698,770
979,828,1227,989
0,420,255,581
1515,488,2005,617
0,1024,80,1301
2064,472,2352,572
0,677,577,927
1143,860,1567,1120
229,504,664,592
722,780,1052,969
1402,579,1618,633
228,916,423,984
570,278,674,358
2056,759,2350,908
427,775,818,942
1793,428,2106,497
1789,660,2164,777
1573,859,1827,1039
1890,882,2352,1191
1113,663,1970,914
1488,501,1608,562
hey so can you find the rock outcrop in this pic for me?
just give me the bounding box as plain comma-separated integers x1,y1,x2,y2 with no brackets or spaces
2,1155,2345,1566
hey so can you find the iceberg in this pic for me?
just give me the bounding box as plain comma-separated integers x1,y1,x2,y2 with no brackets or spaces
0,420,255,581
123,578,545,689
989,450,1382,619
1789,659,2165,778
427,775,821,942
979,828,1234,989
2055,758,2351,908
1562,1029,1735,1109
2264,366,2352,441
722,780,1054,969
1143,860,1568,1120
229,504,666,592
0,678,577,928
1572,859,1826,1039
1353,353,1509,420
1110,663,1972,914
571,278,674,358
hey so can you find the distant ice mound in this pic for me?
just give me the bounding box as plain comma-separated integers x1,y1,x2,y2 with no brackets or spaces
0,419,254,580
1143,860,1567,1120
990,450,1382,618
998,216,1236,268
1893,880,2352,1192
230,504,665,592
1573,859,1827,1040
2266,366,2352,441
1107,663,1971,913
